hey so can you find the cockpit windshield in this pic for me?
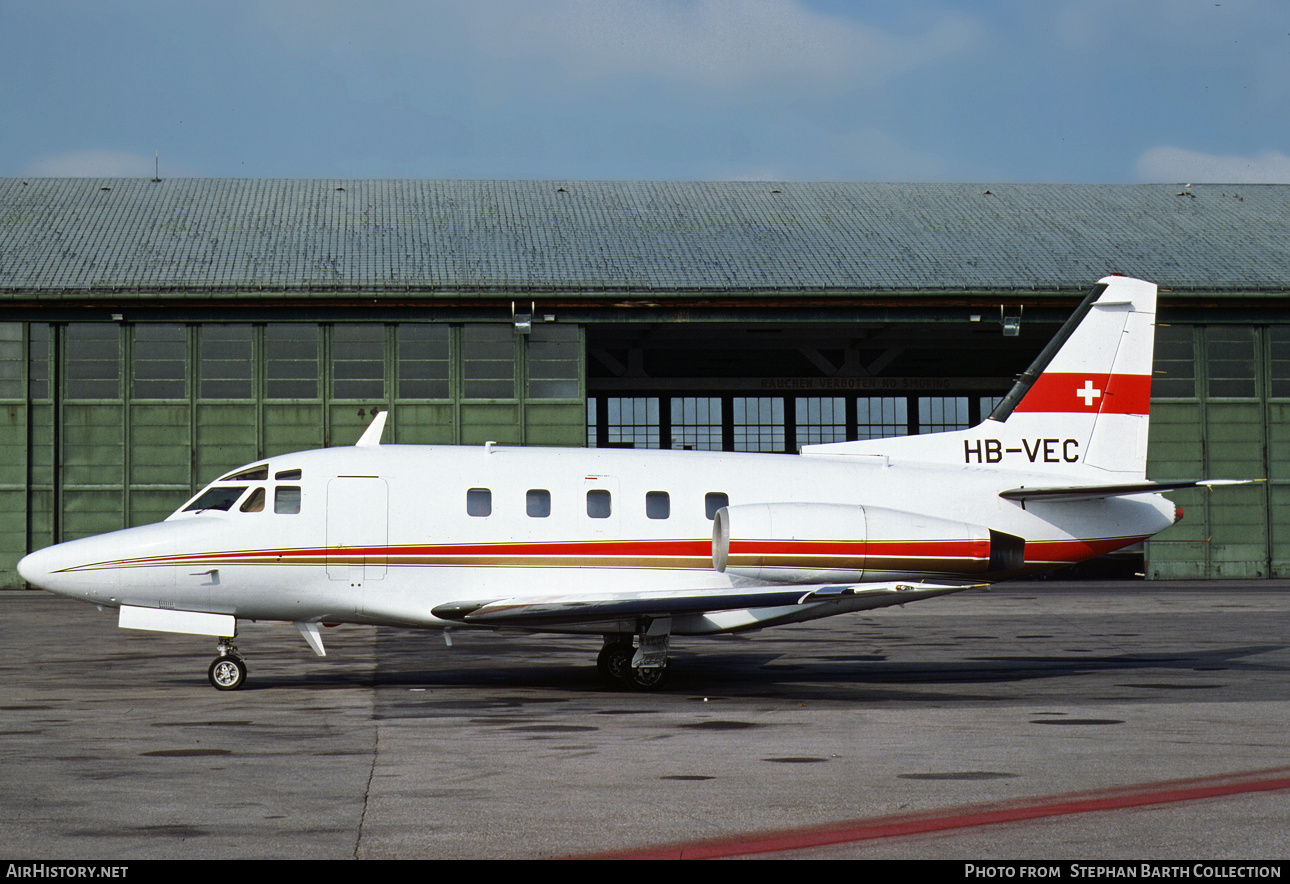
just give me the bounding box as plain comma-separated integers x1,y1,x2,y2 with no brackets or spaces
177,466,305,517
183,486,249,512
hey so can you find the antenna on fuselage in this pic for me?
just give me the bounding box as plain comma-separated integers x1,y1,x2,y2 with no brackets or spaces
355,410,387,447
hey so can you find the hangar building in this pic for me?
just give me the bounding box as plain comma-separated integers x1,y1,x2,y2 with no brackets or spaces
1,178,1287,585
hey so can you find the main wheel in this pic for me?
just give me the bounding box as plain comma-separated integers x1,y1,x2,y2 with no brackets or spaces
626,664,668,691
597,642,635,685
208,655,247,691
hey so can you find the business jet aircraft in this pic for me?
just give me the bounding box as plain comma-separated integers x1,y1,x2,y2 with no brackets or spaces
18,275,1231,691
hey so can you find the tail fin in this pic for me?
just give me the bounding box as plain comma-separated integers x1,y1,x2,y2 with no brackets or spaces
802,275,1158,478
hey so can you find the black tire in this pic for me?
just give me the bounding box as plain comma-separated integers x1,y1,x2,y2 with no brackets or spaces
208,655,247,691
626,664,668,691
596,642,635,685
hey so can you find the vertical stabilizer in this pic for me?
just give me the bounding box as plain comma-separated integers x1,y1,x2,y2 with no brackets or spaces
993,275,1156,475
802,276,1158,478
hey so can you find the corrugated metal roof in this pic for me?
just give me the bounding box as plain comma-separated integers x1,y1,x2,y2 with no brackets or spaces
1,179,1288,297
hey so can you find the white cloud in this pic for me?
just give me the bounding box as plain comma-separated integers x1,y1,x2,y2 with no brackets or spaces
1135,146,1290,184
256,0,980,93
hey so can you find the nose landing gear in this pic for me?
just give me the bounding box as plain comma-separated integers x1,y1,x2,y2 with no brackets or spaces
208,638,247,691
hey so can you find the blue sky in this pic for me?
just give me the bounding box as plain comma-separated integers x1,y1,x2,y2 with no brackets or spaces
3,0,1289,182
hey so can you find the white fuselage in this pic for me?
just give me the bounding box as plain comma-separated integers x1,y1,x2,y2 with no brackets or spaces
21,442,1175,636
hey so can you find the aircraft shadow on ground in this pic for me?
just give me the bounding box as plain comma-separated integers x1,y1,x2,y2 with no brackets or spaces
234,638,1287,704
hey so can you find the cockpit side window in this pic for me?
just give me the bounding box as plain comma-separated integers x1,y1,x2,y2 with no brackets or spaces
221,465,269,481
239,487,266,513
275,469,302,481
275,486,302,515
184,486,249,512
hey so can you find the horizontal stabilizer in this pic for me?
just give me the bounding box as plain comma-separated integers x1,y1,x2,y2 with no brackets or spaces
432,581,981,627
1000,479,1254,503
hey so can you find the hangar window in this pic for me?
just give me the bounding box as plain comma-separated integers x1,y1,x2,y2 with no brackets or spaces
795,397,846,446
979,395,1004,418
462,325,515,399
527,489,551,518
586,489,612,519
918,397,970,434
646,491,670,520
333,324,386,400
603,397,660,448
857,397,909,439
28,324,50,402
705,492,729,520
132,325,186,399
200,325,253,399
0,323,23,400
275,486,301,515
733,397,785,452
1271,328,1290,398
527,325,580,399
397,325,451,399
671,397,722,450
1206,327,1257,398
66,324,120,399
1152,324,1196,398
467,487,492,517
266,324,320,399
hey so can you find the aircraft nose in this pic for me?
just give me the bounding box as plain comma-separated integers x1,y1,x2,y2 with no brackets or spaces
17,537,120,601
17,545,57,588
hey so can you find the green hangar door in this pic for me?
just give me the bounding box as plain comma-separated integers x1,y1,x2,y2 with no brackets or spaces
1146,324,1287,579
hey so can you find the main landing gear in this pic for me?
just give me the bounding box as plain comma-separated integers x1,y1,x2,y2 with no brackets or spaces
208,638,247,691
597,618,671,690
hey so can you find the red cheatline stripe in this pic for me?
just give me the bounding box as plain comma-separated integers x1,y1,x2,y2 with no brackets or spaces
578,767,1290,860
1014,372,1151,415
72,535,1144,571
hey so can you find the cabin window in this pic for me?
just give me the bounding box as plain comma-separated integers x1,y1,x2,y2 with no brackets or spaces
240,488,266,513
467,488,492,517
184,486,248,513
275,486,301,515
527,489,551,518
222,464,269,481
705,492,729,520
586,489,612,519
646,491,670,520
274,469,302,481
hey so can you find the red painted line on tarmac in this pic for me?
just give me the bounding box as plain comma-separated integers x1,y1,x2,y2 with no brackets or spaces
578,767,1290,860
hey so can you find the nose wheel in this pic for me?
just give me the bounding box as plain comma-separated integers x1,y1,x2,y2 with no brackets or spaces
208,639,247,691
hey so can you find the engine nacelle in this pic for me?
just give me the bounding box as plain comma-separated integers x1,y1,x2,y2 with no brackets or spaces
712,502,1014,583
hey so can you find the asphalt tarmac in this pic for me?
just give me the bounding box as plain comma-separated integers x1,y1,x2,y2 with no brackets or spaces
0,581,1286,860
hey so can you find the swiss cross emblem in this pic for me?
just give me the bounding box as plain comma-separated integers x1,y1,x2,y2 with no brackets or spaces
1076,379,1102,407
